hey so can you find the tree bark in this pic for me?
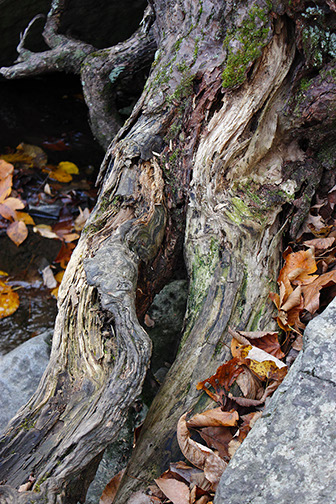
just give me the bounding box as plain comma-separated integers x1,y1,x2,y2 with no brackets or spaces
0,0,335,503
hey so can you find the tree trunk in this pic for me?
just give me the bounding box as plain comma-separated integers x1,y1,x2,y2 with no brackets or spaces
0,0,335,503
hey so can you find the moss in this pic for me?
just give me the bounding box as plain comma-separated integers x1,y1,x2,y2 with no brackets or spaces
249,303,266,331
182,238,220,345
221,4,271,89
34,473,50,493
20,417,36,431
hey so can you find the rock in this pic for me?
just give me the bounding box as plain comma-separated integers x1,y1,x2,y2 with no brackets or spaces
0,330,52,433
215,298,336,504
146,279,188,373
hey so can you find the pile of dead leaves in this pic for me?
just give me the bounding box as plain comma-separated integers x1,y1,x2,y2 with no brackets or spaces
100,185,336,504
0,142,97,317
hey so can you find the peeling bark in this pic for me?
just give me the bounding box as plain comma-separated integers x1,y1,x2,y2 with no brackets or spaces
0,0,335,503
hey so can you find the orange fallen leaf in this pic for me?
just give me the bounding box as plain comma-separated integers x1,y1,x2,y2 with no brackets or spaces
0,279,20,319
0,159,14,179
177,413,226,489
0,197,25,221
196,358,243,403
6,220,28,246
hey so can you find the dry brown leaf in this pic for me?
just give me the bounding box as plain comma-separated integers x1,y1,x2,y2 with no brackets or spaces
303,237,335,251
7,220,28,246
198,426,234,461
169,462,212,492
74,207,90,231
237,331,284,359
302,269,336,314
99,469,125,504
154,476,190,504
187,408,238,429
231,339,287,382
177,413,226,488
234,366,263,399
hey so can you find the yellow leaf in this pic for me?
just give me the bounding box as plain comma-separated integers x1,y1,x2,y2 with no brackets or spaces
51,286,59,299
0,280,20,318
47,168,72,183
58,161,79,174
15,212,35,225
6,220,28,246
0,271,8,276
55,270,65,283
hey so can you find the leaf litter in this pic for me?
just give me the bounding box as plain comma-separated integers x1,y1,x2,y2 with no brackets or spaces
0,142,97,318
100,186,336,503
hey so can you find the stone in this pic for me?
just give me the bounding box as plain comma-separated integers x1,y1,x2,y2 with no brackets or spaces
0,330,52,433
215,298,336,504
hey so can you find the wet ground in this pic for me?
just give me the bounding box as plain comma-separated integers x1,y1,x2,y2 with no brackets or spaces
0,73,104,354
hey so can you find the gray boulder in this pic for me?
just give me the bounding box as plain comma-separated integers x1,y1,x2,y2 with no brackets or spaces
215,298,336,504
0,331,52,433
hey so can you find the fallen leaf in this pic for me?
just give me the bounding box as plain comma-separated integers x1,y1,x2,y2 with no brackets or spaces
18,474,36,493
15,211,35,225
0,279,20,318
231,339,287,382
99,469,125,504
177,413,226,488
58,161,79,174
235,331,285,359
33,224,59,240
0,159,14,179
234,366,263,399
16,143,48,168
0,197,25,220
74,207,90,231
187,408,239,429
154,476,190,504
198,425,234,461
302,269,336,313
47,167,73,183
169,462,211,492
42,265,57,289
0,174,13,204
7,220,28,246
196,358,243,404
303,237,335,252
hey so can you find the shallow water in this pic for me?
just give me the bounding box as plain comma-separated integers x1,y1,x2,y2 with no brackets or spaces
0,73,103,353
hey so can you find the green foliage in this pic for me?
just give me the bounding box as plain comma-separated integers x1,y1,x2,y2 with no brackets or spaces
221,5,270,89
